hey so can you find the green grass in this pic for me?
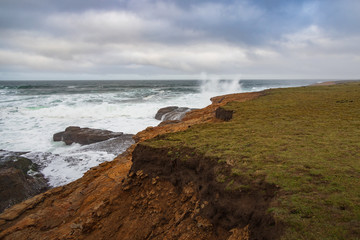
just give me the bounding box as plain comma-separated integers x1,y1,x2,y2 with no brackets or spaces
143,82,360,239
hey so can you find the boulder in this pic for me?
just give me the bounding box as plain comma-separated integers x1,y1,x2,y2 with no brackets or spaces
53,126,124,145
155,106,192,121
155,106,179,120
0,151,49,213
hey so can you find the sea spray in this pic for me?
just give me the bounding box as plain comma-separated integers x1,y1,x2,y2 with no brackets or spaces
200,79,242,94
197,74,242,106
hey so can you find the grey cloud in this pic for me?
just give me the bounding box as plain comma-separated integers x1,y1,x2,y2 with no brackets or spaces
2,0,359,46
0,0,360,80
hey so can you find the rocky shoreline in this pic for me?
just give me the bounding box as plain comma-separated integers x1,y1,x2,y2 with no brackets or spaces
0,105,189,214
0,91,261,239
0,106,187,213
2,83,358,239
0,127,135,214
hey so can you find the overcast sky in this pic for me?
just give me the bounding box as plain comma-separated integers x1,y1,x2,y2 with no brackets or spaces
0,0,359,80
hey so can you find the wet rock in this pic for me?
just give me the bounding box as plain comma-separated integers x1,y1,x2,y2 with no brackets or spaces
0,151,49,213
155,106,192,121
79,134,134,155
53,126,124,145
155,106,179,120
158,120,181,126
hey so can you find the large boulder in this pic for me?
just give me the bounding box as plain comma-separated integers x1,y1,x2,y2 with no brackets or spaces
0,150,49,213
155,106,192,121
155,106,179,120
53,126,124,145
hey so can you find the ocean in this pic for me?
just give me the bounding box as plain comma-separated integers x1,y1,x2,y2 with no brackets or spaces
0,79,320,186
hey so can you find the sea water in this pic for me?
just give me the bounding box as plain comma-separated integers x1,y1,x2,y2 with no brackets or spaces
0,79,319,186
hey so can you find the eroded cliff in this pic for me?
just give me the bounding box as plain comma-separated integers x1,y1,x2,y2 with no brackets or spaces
0,91,262,240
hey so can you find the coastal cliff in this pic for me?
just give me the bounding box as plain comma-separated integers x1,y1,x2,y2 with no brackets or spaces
0,82,359,239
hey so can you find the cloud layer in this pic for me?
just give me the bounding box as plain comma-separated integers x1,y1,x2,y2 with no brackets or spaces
1,0,360,80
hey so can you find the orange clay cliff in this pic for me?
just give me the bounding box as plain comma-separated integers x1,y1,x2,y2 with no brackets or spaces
0,91,262,240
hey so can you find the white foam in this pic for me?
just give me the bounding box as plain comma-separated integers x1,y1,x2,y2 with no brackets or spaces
0,80,246,187
23,150,116,186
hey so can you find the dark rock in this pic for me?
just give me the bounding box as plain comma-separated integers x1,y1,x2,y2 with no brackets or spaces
0,151,49,213
215,107,234,121
80,134,134,155
53,126,124,145
155,106,179,120
155,106,192,121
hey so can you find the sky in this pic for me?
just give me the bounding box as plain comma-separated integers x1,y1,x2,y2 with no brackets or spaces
0,0,359,80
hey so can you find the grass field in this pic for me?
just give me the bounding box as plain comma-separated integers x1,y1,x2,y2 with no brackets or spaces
144,82,360,239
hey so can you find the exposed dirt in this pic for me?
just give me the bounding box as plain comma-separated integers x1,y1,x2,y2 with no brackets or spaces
0,91,262,240
0,150,249,240
131,145,282,240
215,107,234,121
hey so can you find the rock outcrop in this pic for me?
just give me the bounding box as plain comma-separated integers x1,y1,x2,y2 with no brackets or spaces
53,126,124,145
155,106,179,120
155,106,192,121
0,151,49,213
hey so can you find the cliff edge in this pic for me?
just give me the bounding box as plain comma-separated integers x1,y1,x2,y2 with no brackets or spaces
0,92,261,240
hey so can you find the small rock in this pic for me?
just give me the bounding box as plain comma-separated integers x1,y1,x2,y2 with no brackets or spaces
181,185,195,202
70,223,83,230
128,171,135,178
151,178,157,185
195,216,212,230
228,226,250,240
175,210,189,225
136,170,144,177
201,201,208,209
122,177,132,186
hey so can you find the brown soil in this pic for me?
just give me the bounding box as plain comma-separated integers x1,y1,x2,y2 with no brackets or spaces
215,107,234,121
0,91,262,240
131,145,282,240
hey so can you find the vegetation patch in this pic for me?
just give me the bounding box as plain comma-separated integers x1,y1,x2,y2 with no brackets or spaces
136,82,360,239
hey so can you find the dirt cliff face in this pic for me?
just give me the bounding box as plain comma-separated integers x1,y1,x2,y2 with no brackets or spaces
0,91,261,240
131,144,281,240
